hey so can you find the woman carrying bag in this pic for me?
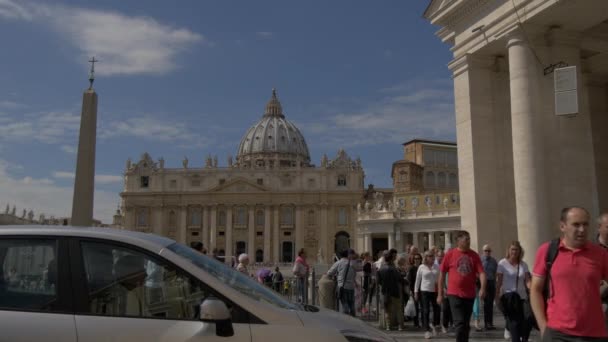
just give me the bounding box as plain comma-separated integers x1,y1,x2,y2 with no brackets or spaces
415,251,441,339
496,241,532,342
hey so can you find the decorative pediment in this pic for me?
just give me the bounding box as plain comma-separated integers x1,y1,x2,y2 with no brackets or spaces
208,178,268,193
127,152,158,173
327,149,361,170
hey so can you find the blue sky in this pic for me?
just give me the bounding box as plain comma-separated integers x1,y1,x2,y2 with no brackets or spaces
0,0,455,223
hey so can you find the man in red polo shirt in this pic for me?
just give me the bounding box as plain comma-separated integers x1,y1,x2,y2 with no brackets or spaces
437,230,486,342
530,207,608,341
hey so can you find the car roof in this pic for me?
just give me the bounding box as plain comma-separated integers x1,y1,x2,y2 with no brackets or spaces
0,225,175,253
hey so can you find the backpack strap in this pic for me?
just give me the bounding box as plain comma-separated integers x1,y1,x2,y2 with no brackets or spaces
544,238,560,300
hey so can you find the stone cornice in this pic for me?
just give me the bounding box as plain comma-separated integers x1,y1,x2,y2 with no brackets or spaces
448,53,497,77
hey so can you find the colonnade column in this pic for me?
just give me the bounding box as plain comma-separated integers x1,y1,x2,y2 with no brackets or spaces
387,231,395,250
507,30,549,258
428,232,435,250
364,233,372,255
319,203,328,264
264,207,271,262
412,232,420,250
178,207,187,244
444,231,452,250
273,206,280,263
225,206,233,259
209,206,217,251
295,206,304,255
202,206,209,250
248,206,256,260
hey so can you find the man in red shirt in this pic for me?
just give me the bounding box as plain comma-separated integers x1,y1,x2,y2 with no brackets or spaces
530,207,608,341
438,230,486,342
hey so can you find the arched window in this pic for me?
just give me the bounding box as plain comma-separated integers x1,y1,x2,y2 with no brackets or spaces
281,241,294,262
338,208,347,226
255,249,264,263
437,172,446,188
425,171,435,188
235,241,246,257
337,175,347,186
255,210,265,227
280,207,294,226
334,231,350,258
399,171,407,182
168,210,176,229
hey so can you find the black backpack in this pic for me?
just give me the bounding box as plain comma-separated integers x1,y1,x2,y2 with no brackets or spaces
543,238,561,302
529,238,560,330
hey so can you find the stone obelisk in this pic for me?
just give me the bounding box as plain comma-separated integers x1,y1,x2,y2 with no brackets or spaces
71,57,99,227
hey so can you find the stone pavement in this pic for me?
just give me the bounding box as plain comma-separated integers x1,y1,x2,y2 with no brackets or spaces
365,310,541,342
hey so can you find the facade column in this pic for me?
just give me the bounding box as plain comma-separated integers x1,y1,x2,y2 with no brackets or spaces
412,232,420,250
178,207,187,244
248,206,255,260
444,231,452,250
364,233,372,254
320,204,328,264
295,206,304,254
153,208,163,236
264,207,271,262
428,232,435,250
273,206,280,263
507,31,550,259
209,206,217,251
225,206,233,259
202,206,209,250
388,231,395,250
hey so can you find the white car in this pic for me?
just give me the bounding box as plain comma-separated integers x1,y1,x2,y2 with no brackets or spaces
0,226,394,342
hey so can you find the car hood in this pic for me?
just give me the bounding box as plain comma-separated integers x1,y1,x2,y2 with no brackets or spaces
296,307,395,342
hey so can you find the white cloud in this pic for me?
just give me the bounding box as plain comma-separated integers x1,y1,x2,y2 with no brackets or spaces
0,0,32,20
0,159,118,223
60,145,76,154
0,1,204,75
256,31,274,39
52,171,123,184
99,116,210,147
0,100,25,109
0,111,80,144
299,79,456,148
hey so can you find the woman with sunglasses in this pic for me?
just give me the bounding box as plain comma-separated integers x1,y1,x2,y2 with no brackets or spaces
407,251,423,328
415,250,441,339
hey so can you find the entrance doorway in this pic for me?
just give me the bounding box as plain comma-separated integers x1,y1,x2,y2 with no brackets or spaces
372,237,388,260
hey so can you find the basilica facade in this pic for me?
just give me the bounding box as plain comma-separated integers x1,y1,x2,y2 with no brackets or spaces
120,90,364,264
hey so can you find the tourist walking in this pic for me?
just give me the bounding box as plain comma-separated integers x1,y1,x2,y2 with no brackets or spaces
407,251,423,327
378,251,405,330
415,251,441,339
481,244,498,330
530,207,608,341
361,252,375,314
236,253,249,275
436,249,452,333
437,230,486,342
496,241,531,342
293,248,309,303
328,249,358,316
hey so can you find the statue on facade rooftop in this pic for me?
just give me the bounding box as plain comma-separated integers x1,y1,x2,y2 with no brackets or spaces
4,204,8,214
11,206,16,216
183,157,189,169
159,157,165,169
126,158,132,170
227,155,233,168
205,155,212,168
321,154,328,168
213,155,218,168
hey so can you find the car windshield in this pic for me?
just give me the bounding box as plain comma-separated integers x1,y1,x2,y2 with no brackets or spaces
167,243,300,311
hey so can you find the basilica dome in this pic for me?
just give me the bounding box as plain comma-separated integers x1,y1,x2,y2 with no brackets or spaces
236,89,311,168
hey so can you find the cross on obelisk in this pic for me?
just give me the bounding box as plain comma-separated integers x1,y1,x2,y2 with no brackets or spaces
88,57,98,90
71,57,99,226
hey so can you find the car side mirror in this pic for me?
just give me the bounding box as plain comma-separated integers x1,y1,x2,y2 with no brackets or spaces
200,297,234,337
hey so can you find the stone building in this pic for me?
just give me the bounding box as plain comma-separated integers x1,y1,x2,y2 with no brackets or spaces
356,139,461,258
120,90,364,264
424,0,608,259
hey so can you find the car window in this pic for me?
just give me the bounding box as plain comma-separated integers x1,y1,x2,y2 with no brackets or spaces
80,241,209,320
0,239,58,311
168,242,300,311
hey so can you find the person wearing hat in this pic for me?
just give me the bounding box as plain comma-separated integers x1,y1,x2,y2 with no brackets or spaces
328,249,359,316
